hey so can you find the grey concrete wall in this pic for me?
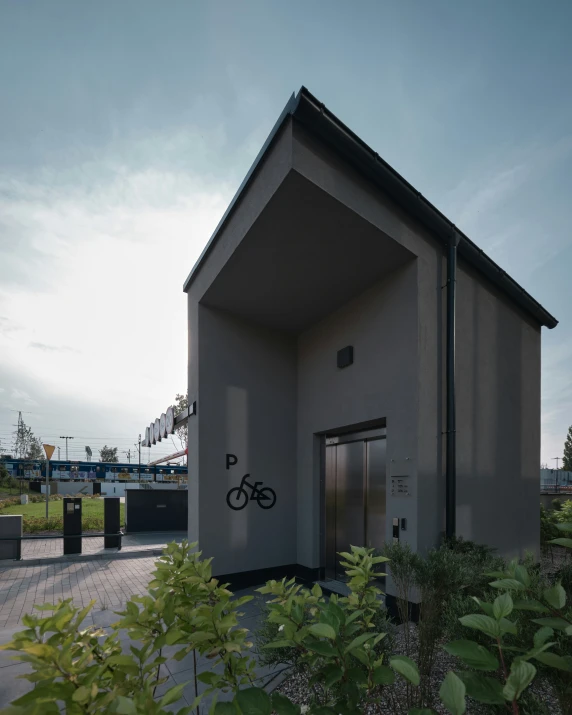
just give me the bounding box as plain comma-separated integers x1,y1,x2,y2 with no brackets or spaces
297,262,419,567
292,123,447,555
455,261,541,559
186,121,294,302
187,117,545,578
186,120,295,552
194,305,297,575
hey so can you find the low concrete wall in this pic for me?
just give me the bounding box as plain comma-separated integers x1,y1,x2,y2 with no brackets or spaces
38,481,188,497
50,482,93,497
0,514,22,560
100,482,185,497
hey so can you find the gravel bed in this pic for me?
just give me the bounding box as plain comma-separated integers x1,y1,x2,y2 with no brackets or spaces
274,552,570,713
540,547,570,580
276,622,563,714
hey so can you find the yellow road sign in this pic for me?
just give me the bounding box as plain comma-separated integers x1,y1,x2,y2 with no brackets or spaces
43,444,55,460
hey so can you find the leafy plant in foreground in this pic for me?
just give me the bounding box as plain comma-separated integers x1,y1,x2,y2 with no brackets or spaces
258,546,423,715
440,545,572,714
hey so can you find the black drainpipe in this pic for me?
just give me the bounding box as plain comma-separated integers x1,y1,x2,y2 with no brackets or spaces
445,233,459,539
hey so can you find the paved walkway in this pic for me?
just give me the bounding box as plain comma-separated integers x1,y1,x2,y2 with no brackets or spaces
0,556,156,627
0,556,282,712
18,531,187,561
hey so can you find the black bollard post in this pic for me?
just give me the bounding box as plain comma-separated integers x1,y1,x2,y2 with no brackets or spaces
104,498,121,549
63,498,82,555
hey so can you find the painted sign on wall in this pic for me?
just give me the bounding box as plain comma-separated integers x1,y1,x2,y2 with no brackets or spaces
225,454,276,511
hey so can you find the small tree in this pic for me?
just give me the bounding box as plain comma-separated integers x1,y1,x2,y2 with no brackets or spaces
26,436,45,461
563,424,572,472
99,445,118,463
173,391,188,450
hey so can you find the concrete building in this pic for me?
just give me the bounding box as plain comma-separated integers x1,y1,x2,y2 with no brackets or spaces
184,87,557,586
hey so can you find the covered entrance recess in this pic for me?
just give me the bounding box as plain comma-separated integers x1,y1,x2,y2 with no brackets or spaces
325,427,386,580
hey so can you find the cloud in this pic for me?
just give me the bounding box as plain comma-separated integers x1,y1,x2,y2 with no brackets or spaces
0,126,240,441
29,342,78,353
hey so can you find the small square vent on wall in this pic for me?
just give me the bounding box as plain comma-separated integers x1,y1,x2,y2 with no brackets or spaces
337,345,354,369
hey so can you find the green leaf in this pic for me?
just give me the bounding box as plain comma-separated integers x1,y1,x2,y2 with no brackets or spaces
471,597,494,617
493,593,513,620
115,697,137,714
190,631,217,644
390,655,420,686
165,629,186,645
513,565,531,587
271,692,300,715
373,665,395,685
499,618,517,636
457,672,505,705
346,666,368,684
235,688,272,715
106,655,137,667
533,652,572,672
72,686,90,704
531,617,572,631
550,538,572,548
543,583,566,610
556,522,572,532
344,631,376,654
309,623,336,640
214,704,237,715
22,643,53,657
443,640,499,671
160,682,188,707
321,664,343,688
459,614,500,638
263,640,295,650
305,639,336,657
439,671,466,715
503,660,536,701
489,579,525,591
533,626,554,648
512,599,548,613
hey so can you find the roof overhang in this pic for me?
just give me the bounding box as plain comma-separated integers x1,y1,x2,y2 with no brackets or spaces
184,87,557,330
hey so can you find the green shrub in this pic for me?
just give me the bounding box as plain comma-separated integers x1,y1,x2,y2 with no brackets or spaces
541,505,560,554
555,500,572,524
1,537,571,715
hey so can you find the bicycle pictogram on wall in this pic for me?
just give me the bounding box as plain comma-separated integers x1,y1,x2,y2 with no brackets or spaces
226,474,277,511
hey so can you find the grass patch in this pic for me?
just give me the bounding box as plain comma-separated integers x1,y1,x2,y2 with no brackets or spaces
0,498,125,533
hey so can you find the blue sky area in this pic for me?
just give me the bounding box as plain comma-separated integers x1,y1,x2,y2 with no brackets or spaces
0,0,570,465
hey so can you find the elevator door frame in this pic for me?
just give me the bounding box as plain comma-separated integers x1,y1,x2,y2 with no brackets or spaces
323,426,387,580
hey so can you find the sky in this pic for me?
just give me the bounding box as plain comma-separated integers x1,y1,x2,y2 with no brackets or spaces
0,0,570,467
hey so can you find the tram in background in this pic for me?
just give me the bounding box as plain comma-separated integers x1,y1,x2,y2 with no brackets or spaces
0,457,187,483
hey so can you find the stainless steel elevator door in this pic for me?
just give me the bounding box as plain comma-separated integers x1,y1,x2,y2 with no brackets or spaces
365,437,386,550
334,441,365,566
325,428,386,581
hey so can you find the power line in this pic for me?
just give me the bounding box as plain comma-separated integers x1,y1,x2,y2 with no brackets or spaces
60,436,74,461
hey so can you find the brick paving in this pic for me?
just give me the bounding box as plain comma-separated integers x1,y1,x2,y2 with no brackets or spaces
0,556,156,628
18,531,186,560
0,557,281,712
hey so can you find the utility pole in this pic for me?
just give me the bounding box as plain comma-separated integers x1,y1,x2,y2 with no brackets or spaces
554,457,561,493
57,447,61,460
135,435,141,482
60,436,74,461
123,449,132,464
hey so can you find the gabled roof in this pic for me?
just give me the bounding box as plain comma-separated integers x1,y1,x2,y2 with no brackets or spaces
184,87,557,329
